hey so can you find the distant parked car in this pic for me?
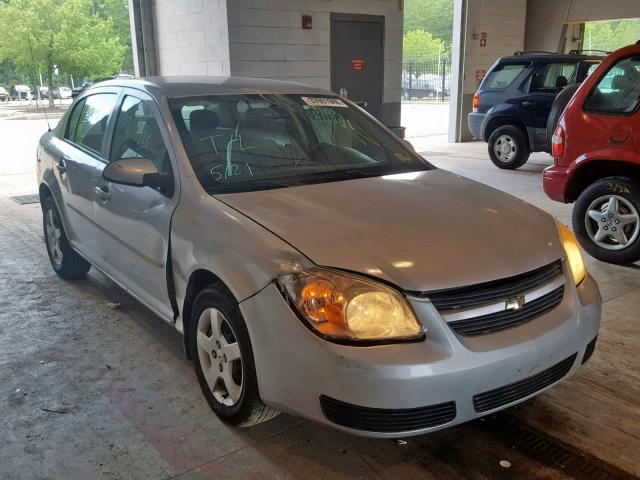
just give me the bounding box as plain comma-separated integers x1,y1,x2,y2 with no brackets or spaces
468,51,604,169
71,82,93,98
544,43,640,264
36,86,49,100
52,86,72,99
10,85,32,101
0,86,8,102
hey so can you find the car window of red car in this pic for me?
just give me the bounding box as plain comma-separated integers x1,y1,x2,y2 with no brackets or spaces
584,55,640,114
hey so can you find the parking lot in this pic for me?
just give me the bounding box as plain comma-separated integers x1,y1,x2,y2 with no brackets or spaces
1,100,639,480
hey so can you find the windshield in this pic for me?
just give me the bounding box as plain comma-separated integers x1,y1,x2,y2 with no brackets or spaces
169,94,431,194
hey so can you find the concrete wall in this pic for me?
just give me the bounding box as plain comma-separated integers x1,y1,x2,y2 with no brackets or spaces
450,0,527,141
153,0,230,76
226,0,403,124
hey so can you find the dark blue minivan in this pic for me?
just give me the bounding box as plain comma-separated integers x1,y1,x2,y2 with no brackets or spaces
468,51,603,169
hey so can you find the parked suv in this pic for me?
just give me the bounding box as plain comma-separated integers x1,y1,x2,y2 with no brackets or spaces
469,51,604,169
10,84,32,101
0,86,8,102
544,43,640,264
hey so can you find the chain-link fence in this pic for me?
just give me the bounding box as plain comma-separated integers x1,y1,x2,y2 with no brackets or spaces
402,55,452,103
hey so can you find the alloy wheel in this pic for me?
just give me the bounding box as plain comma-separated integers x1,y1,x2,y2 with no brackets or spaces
196,308,243,407
585,195,640,250
45,208,64,268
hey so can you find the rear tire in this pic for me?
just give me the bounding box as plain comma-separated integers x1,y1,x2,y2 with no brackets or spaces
573,177,640,264
488,125,530,169
42,196,91,279
189,286,280,427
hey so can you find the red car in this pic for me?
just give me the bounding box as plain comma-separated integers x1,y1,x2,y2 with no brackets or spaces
544,42,640,264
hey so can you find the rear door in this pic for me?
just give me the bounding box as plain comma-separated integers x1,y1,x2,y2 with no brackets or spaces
92,90,179,321
581,54,640,150
330,14,384,120
520,61,579,149
56,91,119,262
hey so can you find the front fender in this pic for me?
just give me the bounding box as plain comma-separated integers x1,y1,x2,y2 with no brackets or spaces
170,177,314,327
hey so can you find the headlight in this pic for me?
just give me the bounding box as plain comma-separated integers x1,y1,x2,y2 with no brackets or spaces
556,221,586,285
278,268,424,344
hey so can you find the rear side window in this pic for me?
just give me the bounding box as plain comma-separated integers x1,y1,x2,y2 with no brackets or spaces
65,93,118,155
584,55,640,114
530,62,578,93
483,63,528,91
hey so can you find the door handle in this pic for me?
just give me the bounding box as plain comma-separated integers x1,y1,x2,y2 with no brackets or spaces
55,157,67,174
522,101,533,107
94,185,111,202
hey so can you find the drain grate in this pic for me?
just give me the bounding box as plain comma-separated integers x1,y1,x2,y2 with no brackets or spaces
11,194,40,205
476,413,639,480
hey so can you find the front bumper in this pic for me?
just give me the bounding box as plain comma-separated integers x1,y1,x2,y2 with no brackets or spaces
240,269,601,438
543,164,571,203
468,112,486,140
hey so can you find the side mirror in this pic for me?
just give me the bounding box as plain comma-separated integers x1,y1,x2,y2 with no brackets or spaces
103,158,173,194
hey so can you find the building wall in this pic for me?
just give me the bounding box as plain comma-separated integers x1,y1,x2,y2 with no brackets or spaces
226,0,403,124
450,0,527,141
153,0,230,76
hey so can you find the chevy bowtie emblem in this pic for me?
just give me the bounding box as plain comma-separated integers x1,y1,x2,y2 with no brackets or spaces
505,296,525,311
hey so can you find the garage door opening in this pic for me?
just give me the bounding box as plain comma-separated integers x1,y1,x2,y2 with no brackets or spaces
401,0,454,145
583,18,640,52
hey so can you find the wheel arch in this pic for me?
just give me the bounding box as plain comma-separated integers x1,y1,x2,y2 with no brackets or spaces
567,160,640,202
483,115,528,145
182,268,237,361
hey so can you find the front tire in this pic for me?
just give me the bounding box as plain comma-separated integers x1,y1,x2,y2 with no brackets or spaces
573,177,640,264
189,286,279,427
488,125,530,169
42,196,91,279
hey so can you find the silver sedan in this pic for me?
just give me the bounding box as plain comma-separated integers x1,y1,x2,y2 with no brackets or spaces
37,77,601,437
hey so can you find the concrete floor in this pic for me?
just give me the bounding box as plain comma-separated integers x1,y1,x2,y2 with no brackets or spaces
1,107,639,480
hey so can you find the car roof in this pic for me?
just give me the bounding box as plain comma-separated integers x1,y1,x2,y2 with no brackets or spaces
88,76,333,98
498,52,605,63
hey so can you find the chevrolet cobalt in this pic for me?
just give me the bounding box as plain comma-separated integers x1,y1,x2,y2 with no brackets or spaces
37,77,601,437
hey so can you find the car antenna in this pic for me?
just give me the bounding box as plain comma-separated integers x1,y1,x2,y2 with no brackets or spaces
27,33,51,132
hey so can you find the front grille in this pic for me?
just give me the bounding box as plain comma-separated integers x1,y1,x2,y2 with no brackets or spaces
320,395,456,433
423,260,563,310
448,285,564,336
473,354,577,413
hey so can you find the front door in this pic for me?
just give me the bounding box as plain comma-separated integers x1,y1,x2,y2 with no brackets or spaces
521,61,579,149
330,14,384,120
93,91,178,321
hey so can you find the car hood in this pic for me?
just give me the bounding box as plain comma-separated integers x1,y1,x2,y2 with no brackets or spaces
216,170,564,292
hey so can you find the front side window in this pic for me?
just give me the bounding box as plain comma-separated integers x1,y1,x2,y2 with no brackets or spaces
169,94,430,194
67,93,118,155
483,63,528,92
110,96,169,173
584,55,640,114
529,62,578,93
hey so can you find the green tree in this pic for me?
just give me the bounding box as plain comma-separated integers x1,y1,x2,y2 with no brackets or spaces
584,19,640,53
92,0,134,74
403,29,446,61
404,0,454,44
0,0,126,105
